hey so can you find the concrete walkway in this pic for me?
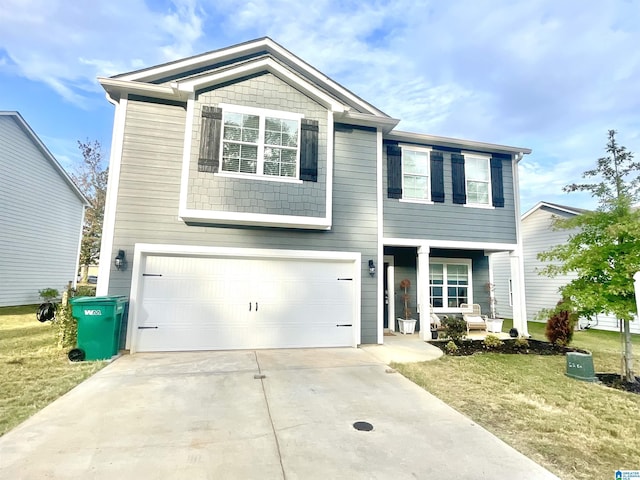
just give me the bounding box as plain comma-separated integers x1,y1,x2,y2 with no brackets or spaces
0,346,558,479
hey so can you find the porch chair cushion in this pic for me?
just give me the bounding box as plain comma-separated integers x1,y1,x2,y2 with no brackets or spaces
463,314,487,334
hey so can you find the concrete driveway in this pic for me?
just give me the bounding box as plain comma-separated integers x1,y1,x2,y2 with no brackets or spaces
0,347,558,479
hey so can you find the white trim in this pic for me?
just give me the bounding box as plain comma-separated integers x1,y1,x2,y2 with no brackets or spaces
178,95,196,213
382,237,518,252
325,110,334,229
0,111,89,206
72,206,86,289
115,37,386,118
521,201,583,221
400,199,435,205
377,130,384,343
96,97,128,296
178,208,331,230
181,58,345,113
400,144,431,202
511,152,529,336
218,103,303,179
386,130,531,155
215,172,303,184
463,152,492,207
127,243,361,352
384,254,395,334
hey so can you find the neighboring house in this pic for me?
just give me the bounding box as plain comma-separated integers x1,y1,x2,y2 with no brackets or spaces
0,112,88,306
493,201,640,334
96,37,531,353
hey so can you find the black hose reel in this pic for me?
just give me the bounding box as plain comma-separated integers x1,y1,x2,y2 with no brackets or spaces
36,302,56,322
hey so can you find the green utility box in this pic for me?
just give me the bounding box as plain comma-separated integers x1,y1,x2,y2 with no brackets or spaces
70,296,127,361
566,352,597,382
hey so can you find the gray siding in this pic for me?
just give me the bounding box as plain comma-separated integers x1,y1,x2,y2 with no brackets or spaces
109,100,379,342
187,73,327,217
383,149,517,243
0,116,85,306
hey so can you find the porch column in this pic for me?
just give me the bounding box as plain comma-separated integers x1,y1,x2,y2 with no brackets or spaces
509,250,529,337
417,245,430,341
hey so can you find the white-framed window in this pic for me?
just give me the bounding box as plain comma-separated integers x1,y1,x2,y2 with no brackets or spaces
219,104,302,179
429,258,472,311
402,147,431,201
464,153,491,206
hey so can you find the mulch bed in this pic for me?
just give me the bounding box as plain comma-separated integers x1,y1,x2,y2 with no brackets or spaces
428,338,640,395
427,338,587,356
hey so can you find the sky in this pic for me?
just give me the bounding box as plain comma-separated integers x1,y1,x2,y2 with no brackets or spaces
1,0,639,213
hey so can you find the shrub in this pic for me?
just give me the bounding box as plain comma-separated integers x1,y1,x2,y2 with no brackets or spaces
38,288,60,302
53,302,77,349
514,337,530,349
483,334,503,349
444,341,459,355
442,316,467,342
74,285,96,297
545,299,578,346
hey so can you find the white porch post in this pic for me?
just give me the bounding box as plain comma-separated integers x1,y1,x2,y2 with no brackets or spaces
417,245,431,341
509,250,529,337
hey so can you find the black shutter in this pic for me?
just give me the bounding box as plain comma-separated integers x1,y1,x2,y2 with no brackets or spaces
490,157,504,207
451,153,466,204
431,151,445,202
198,106,222,173
300,119,318,182
387,145,402,198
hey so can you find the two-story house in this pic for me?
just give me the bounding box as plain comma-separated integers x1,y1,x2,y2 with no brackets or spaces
96,38,531,353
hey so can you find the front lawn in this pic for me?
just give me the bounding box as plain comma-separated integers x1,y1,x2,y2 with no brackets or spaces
394,321,640,480
0,305,106,436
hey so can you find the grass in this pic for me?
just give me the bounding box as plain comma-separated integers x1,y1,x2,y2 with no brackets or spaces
0,305,106,436
394,320,640,480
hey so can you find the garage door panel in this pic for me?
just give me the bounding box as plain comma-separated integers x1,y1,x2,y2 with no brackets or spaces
135,253,357,352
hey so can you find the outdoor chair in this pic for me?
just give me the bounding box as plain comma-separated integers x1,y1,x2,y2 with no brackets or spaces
460,303,488,334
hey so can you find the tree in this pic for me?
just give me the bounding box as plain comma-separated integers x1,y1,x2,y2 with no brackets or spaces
71,140,108,277
539,130,640,383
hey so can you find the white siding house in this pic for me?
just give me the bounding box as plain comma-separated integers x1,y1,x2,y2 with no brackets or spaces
0,112,88,306
493,201,640,334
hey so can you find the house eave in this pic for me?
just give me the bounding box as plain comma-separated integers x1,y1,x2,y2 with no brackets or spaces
386,130,532,156
522,201,585,221
110,37,389,119
0,111,90,207
98,77,190,103
334,111,400,133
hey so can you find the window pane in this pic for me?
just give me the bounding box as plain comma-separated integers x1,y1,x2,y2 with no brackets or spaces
403,150,428,175
466,157,489,180
280,162,296,177
223,126,241,141
222,157,239,172
243,114,259,130
430,264,443,284
242,128,259,143
403,175,428,200
467,181,489,204
265,117,299,147
264,162,279,176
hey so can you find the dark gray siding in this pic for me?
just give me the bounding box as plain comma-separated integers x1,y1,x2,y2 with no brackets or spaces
109,100,379,342
383,149,517,243
187,73,327,217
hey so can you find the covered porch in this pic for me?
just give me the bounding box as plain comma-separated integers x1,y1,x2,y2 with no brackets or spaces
381,241,528,343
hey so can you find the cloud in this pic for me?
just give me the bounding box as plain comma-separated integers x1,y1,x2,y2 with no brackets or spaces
0,0,208,106
1,0,638,214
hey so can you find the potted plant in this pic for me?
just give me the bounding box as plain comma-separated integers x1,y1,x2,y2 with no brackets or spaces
397,278,417,334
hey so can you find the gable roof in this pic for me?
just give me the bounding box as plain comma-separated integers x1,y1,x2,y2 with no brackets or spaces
522,201,587,221
99,37,400,133
0,111,89,206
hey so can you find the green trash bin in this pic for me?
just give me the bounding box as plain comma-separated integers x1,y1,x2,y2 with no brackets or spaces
70,296,127,361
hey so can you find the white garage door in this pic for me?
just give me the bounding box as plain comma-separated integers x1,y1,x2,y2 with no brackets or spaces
132,254,357,352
